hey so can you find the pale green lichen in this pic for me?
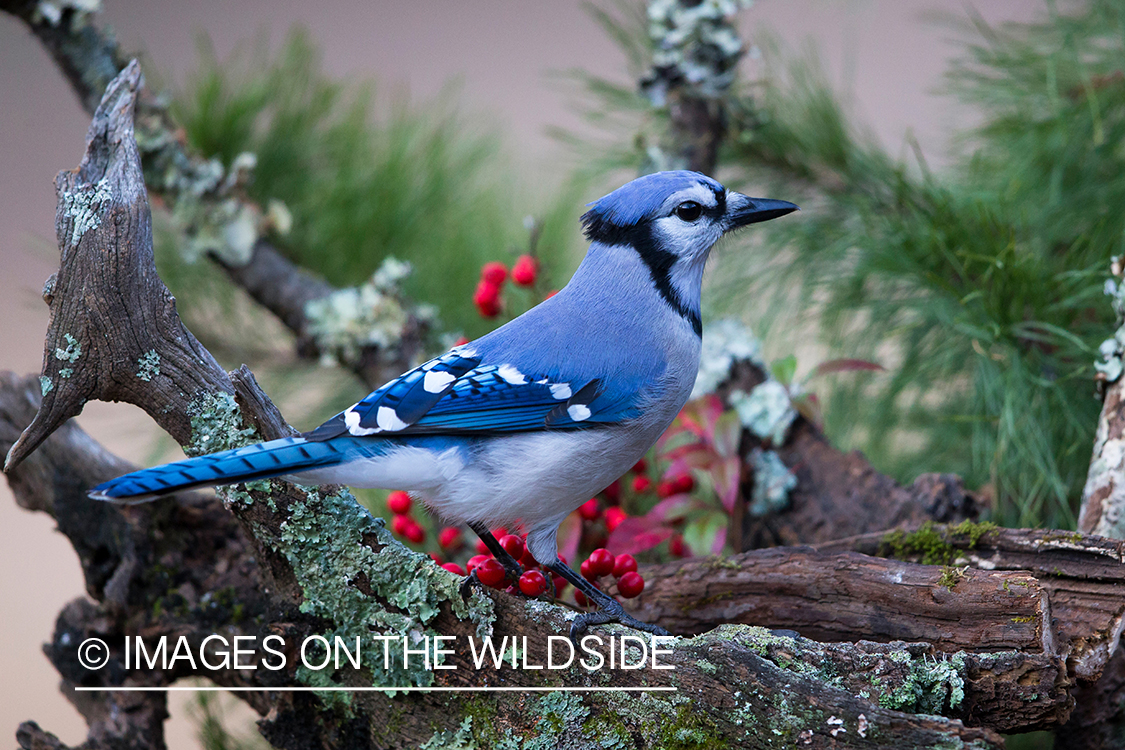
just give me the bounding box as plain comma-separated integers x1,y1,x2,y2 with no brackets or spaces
747,448,797,517
420,717,475,750
136,350,161,381
304,257,431,368
39,376,53,396
1098,267,1125,382
269,485,493,693
692,318,764,398
33,0,100,26
186,391,257,457
54,333,81,364
62,178,112,246
729,380,797,445
643,0,754,106
876,651,966,713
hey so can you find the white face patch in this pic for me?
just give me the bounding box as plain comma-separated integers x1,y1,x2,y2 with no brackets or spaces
423,369,456,393
376,406,409,431
549,383,572,400
497,364,527,385
567,404,592,422
345,408,381,436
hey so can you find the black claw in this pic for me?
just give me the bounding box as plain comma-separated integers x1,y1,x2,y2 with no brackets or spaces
568,600,671,644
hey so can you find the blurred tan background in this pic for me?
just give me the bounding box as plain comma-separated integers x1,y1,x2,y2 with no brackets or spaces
0,1,1035,745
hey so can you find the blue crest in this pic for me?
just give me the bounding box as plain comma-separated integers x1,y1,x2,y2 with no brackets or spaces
581,170,724,233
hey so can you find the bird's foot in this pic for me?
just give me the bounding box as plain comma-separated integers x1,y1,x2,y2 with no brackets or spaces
568,597,671,644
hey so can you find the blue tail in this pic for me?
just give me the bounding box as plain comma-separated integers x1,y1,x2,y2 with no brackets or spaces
88,437,348,503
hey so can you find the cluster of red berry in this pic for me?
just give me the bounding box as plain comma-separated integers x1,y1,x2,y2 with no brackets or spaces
575,459,693,558
387,490,426,544
577,548,644,603
472,255,540,318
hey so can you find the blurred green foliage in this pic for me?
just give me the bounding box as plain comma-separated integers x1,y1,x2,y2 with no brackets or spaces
168,29,583,341
713,2,1125,528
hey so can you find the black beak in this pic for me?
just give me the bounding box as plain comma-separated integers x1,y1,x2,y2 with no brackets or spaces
724,194,799,231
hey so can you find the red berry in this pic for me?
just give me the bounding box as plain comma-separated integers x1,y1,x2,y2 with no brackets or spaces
604,507,627,532
511,254,539,286
430,553,443,564
404,520,425,545
475,558,507,588
545,290,558,299
613,554,638,578
442,562,466,576
475,538,490,555
656,480,677,498
552,575,567,594
602,480,621,504
453,336,470,346
580,559,597,581
438,527,463,550
632,458,648,474
632,475,653,494
520,546,538,568
491,527,508,539
575,590,588,607
578,498,601,521
391,515,411,537
617,571,645,599
588,548,615,577
387,490,412,515
473,281,502,318
480,261,508,286
499,534,525,560
519,570,548,596
467,554,490,573
669,534,687,558
673,474,695,494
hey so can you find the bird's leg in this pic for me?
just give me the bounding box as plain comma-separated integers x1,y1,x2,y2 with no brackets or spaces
545,559,671,643
459,522,524,601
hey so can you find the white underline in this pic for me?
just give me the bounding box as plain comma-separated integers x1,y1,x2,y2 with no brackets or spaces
75,686,677,693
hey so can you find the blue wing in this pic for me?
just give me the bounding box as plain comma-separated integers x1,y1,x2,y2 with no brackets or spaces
304,346,641,441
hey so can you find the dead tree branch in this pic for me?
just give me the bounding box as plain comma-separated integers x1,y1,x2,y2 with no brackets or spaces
1,0,426,390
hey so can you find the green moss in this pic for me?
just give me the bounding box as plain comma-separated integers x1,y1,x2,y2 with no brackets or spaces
948,520,999,547
882,521,997,566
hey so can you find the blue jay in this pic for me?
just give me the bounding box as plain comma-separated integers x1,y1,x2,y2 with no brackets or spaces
90,171,797,638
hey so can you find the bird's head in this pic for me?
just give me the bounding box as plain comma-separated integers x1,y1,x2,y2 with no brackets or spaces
581,170,797,261
577,171,797,333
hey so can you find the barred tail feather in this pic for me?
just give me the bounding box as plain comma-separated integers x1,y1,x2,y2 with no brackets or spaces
88,437,347,503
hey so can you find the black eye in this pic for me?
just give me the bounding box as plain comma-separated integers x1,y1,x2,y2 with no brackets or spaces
674,201,703,222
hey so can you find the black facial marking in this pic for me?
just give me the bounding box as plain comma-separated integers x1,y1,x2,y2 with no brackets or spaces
580,208,703,337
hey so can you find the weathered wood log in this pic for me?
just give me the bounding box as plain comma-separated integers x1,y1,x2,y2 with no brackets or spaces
0,61,1016,750
626,547,1051,652
821,524,1125,683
